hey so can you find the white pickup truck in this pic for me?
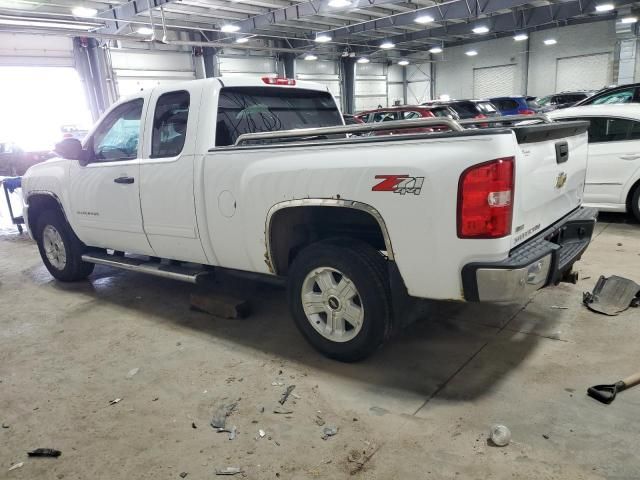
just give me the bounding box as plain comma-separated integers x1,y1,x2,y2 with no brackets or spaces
22,77,597,361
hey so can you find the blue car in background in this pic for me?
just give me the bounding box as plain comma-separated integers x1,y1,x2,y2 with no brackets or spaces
489,96,539,116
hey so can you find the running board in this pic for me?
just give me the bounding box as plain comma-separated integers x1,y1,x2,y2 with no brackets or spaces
81,252,212,284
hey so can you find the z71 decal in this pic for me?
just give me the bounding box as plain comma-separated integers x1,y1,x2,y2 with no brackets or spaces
372,175,425,195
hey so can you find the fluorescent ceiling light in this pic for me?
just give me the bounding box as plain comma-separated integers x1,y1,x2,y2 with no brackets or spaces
221,24,240,32
472,25,489,34
429,46,443,53
235,37,249,43
465,49,478,56
595,3,614,11
357,57,370,63
513,33,528,41
621,16,638,23
71,6,97,17
315,33,331,42
328,0,351,7
137,26,154,35
380,41,395,49
415,14,434,24
0,17,94,29
304,54,318,61
398,59,410,66
543,38,557,45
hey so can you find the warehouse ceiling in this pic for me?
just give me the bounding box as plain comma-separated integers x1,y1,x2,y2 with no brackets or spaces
0,0,638,60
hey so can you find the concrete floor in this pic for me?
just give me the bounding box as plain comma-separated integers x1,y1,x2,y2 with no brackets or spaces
1,211,639,479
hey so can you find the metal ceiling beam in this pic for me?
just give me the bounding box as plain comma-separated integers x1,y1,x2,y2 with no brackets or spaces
98,0,177,34
233,0,412,34
364,0,635,48
326,0,539,40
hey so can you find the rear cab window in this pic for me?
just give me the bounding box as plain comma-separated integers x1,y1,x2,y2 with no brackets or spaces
215,87,342,146
151,90,190,158
476,102,498,115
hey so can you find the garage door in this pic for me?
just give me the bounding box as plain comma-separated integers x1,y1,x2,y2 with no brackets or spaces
556,53,611,92
296,60,341,107
473,64,517,98
110,49,195,97
355,62,387,112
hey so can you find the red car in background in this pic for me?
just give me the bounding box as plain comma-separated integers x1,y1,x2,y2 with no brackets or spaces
354,105,458,135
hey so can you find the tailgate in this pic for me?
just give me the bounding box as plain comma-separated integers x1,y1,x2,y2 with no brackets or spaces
510,121,590,248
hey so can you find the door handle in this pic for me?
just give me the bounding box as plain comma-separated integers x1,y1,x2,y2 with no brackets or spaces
619,154,640,160
114,176,135,184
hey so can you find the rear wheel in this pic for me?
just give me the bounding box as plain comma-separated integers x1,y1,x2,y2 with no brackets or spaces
36,210,94,281
631,185,640,222
287,239,391,362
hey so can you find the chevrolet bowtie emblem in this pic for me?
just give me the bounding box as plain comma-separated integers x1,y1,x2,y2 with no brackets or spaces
555,172,568,189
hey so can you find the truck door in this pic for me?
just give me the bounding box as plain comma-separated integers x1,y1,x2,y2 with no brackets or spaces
68,97,155,255
138,86,208,264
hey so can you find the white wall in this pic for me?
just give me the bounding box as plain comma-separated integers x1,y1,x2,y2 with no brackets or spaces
406,62,432,104
527,22,616,96
433,20,619,99
435,36,527,99
387,64,404,106
218,55,276,77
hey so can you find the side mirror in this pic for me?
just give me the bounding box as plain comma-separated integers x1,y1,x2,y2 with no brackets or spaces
54,138,87,164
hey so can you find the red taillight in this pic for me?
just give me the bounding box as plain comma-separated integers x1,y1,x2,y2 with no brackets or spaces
262,76,296,86
457,157,514,239
517,108,535,115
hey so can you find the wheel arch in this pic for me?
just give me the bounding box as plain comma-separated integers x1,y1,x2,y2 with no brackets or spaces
25,191,67,240
625,177,640,213
265,199,394,276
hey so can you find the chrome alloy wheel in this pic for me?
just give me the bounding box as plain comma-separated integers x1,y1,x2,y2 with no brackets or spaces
300,267,364,343
42,225,67,270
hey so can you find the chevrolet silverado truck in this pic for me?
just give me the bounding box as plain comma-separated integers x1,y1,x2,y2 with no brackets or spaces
21,77,597,361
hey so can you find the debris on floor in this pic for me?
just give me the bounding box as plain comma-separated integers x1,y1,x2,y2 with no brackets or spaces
210,401,238,429
279,385,296,405
27,448,62,458
126,367,140,378
488,424,511,447
348,444,380,475
273,407,293,414
190,291,251,319
550,305,568,310
258,429,266,438
583,275,640,316
179,472,188,478
314,415,325,426
2,423,9,428
321,426,338,440
109,398,122,406
8,462,23,471
215,467,244,475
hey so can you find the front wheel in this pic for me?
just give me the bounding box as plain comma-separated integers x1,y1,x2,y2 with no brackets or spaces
287,239,392,362
631,185,640,222
36,210,94,282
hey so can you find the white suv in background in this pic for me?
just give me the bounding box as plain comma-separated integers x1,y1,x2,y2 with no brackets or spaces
549,104,640,221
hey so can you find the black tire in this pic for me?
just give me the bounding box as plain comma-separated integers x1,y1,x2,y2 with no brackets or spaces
631,185,640,222
36,209,94,282
287,239,392,362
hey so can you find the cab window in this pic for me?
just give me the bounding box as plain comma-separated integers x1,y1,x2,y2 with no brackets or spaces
92,99,143,162
592,88,635,105
563,117,636,142
372,111,399,122
402,111,421,120
151,91,190,158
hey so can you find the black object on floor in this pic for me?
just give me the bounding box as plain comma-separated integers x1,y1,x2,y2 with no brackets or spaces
27,448,61,457
588,372,640,404
583,275,640,315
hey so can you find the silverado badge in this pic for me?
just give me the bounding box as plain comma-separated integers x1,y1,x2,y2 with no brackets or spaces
555,172,568,189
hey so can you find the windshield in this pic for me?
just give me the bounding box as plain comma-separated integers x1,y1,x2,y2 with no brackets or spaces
215,87,342,146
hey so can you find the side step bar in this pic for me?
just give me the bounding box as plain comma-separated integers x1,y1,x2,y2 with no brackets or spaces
81,252,212,284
